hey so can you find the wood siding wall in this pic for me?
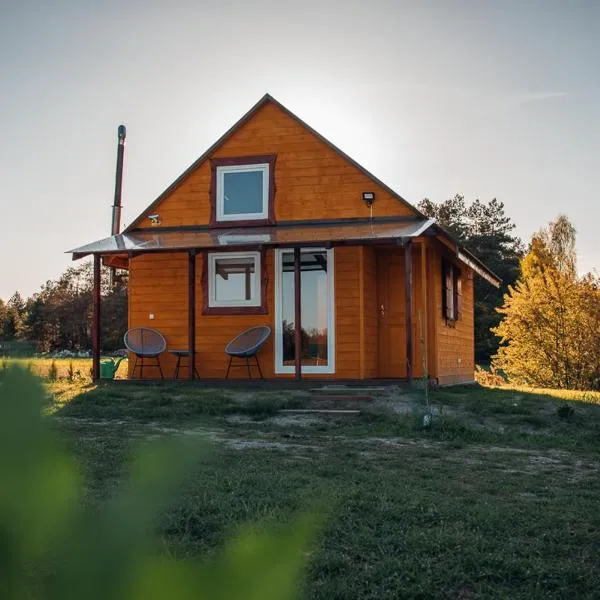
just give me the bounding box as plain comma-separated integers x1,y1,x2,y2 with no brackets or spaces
129,247,370,379
361,246,379,379
137,101,415,228
127,240,475,382
372,246,427,379
429,245,475,385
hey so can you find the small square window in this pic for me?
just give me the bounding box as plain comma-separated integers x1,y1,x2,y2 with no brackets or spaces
208,252,261,307
216,164,269,222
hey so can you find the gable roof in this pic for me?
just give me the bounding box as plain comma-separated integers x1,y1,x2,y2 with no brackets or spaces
124,93,427,233
69,94,501,287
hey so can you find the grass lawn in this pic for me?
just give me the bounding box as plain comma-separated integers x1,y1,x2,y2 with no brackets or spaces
42,380,600,599
1,356,128,380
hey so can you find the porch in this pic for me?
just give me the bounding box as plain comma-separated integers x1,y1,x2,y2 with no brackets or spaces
70,216,490,385
80,218,445,384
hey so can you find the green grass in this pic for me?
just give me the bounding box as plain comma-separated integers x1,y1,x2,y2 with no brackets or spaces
45,381,600,599
1,356,129,381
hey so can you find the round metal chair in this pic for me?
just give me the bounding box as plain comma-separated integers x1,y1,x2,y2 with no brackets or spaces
225,326,271,379
124,327,167,379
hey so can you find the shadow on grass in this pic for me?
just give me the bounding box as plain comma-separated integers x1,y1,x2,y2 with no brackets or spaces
48,379,600,455
53,382,310,423
429,384,600,452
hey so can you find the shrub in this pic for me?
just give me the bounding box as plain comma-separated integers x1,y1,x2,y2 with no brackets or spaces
474,365,506,387
47,361,58,382
67,361,75,382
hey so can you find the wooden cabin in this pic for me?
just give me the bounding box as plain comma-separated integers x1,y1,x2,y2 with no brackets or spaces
69,94,500,385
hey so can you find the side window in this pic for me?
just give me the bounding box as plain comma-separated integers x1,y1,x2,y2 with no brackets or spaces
442,260,461,322
442,260,454,320
454,267,462,320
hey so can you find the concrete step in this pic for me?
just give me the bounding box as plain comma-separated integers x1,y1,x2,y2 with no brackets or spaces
310,394,373,402
309,385,386,396
280,409,361,415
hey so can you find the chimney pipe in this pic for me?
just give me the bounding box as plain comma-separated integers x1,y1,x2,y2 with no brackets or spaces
109,125,126,287
111,124,126,236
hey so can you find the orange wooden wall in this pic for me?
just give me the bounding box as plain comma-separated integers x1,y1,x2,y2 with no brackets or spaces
136,101,415,228
127,240,475,382
129,247,369,380
360,246,379,379
428,245,475,385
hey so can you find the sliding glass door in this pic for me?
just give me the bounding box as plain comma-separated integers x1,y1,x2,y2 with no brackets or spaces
274,248,335,374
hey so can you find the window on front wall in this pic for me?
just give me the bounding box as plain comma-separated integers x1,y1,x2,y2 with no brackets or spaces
442,259,462,322
216,163,269,222
208,252,261,307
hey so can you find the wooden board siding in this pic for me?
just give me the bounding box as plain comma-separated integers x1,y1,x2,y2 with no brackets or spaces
334,247,361,379
429,245,475,385
361,246,378,379
412,249,425,379
426,241,439,380
136,101,416,228
128,247,366,379
127,253,189,379
126,239,474,382
373,245,427,379
128,252,274,380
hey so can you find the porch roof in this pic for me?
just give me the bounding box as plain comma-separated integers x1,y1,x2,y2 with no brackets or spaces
69,217,434,257
67,216,501,287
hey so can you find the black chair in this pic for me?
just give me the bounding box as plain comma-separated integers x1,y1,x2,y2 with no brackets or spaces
124,327,166,379
224,326,271,379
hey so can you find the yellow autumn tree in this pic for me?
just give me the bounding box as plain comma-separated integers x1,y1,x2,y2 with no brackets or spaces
493,215,600,390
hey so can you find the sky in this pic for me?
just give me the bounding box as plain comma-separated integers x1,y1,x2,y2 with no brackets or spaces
1,0,598,300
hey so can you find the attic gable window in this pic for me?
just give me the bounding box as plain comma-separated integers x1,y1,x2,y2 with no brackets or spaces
442,260,462,322
210,155,276,226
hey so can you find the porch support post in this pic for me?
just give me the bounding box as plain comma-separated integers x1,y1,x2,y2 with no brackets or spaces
188,250,196,380
294,247,302,380
92,253,101,381
404,240,414,385
420,243,429,385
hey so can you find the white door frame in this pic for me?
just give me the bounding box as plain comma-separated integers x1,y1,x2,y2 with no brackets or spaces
274,247,335,374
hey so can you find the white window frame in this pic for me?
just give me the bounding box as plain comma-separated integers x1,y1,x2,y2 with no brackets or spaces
208,251,261,308
216,163,269,222
274,248,335,374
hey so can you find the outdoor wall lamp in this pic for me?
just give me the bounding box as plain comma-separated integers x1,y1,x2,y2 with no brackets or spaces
148,214,161,226
362,191,375,207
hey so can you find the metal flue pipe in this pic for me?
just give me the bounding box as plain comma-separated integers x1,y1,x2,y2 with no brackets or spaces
111,124,126,236
109,125,126,287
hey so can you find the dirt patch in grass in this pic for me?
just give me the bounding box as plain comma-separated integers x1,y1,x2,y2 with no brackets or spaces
226,413,323,427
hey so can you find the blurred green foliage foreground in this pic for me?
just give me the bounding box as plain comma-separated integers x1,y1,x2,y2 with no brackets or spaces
0,367,316,600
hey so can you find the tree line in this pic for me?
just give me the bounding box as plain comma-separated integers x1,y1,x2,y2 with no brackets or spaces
0,264,127,355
